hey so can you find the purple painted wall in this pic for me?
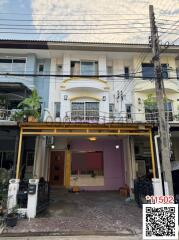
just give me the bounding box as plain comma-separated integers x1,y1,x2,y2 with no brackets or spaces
70,139,125,190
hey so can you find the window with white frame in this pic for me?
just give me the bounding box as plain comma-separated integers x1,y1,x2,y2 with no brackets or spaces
126,104,132,119
109,103,114,118
54,102,61,118
71,102,99,121
38,64,44,73
0,57,26,73
142,63,168,79
124,66,130,79
71,61,98,75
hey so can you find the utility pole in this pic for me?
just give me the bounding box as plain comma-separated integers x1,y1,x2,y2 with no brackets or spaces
149,5,174,196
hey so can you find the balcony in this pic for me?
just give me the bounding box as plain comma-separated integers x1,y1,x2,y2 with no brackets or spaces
44,110,179,124
0,108,17,122
60,77,110,92
50,111,139,123
134,79,179,93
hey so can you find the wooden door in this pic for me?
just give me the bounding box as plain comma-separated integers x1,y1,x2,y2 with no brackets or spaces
50,151,65,186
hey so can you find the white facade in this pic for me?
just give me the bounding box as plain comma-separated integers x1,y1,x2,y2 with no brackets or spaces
0,41,179,124
46,51,135,123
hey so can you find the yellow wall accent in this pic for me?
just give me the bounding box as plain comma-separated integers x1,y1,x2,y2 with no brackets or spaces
69,95,101,101
16,128,23,179
65,149,71,188
62,77,107,84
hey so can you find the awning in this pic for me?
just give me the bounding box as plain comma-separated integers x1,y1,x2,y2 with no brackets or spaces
0,82,31,100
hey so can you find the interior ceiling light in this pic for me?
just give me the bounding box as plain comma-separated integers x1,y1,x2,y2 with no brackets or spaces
88,137,96,141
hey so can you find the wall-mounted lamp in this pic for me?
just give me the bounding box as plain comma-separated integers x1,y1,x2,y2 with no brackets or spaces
102,96,106,101
64,95,68,100
115,145,119,149
51,144,55,149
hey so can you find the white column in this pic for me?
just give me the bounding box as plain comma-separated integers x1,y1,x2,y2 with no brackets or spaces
27,179,39,218
60,92,71,120
98,55,107,75
167,57,177,79
7,179,20,213
152,178,163,196
33,136,46,179
130,137,136,187
99,92,109,122
48,58,57,118
63,53,70,78
123,137,133,193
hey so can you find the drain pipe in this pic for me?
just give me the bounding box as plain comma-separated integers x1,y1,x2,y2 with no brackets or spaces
153,134,164,196
154,134,162,183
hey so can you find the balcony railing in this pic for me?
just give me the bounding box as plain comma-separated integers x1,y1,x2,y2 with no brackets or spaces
0,109,18,121
63,111,138,123
145,111,174,122
2,108,179,124
60,110,179,124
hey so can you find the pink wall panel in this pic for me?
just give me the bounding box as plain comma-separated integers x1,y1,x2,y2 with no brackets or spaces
70,138,125,190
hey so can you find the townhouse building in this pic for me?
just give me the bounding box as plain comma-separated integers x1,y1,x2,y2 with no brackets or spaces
0,40,179,198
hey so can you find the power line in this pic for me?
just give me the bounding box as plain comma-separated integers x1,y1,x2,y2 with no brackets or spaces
0,18,149,22
0,31,151,35
0,72,153,78
0,23,150,27
0,12,149,16
0,72,176,80
158,18,179,23
0,27,151,31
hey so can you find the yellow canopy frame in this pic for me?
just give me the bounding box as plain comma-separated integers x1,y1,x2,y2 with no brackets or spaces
15,122,156,179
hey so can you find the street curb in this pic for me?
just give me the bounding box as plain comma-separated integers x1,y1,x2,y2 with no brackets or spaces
0,230,141,238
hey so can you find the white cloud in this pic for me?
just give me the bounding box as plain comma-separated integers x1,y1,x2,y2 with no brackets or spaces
31,0,179,44
0,0,8,8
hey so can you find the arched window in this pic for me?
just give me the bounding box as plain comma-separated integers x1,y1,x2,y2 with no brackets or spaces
71,100,99,121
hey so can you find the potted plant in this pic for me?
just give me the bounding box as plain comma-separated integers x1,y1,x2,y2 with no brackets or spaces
17,89,42,122
11,110,24,122
6,206,18,227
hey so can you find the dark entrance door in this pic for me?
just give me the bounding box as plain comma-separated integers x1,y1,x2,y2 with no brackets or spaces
50,151,65,186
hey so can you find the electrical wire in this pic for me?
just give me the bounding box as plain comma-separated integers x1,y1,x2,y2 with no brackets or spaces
0,18,150,22
0,27,151,31
0,23,151,27
0,12,149,16
0,31,151,35
0,72,161,79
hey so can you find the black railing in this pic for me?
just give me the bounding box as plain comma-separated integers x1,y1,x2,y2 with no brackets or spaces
17,180,28,208
36,181,50,214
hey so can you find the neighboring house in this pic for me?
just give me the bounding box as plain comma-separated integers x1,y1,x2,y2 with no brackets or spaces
0,40,179,194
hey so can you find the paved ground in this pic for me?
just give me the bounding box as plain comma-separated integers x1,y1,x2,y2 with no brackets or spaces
2,190,142,236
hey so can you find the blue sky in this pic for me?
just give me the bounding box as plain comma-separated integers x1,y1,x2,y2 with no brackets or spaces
0,0,179,44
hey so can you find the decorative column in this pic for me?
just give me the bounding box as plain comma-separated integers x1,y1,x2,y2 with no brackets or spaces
65,148,71,188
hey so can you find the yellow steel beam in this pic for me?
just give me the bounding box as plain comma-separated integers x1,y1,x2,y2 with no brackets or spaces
22,131,150,136
21,126,150,131
16,128,23,179
65,149,71,188
149,129,156,178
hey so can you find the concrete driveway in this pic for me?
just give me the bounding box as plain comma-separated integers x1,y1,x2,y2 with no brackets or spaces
2,190,142,236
